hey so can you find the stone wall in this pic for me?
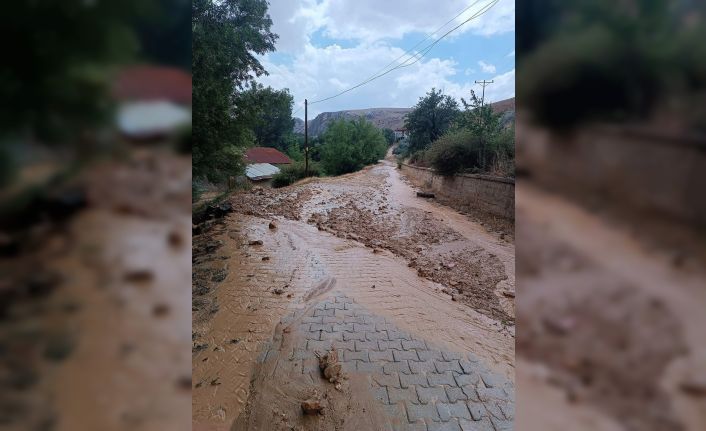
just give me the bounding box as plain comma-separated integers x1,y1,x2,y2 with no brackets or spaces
517,122,706,225
400,163,515,220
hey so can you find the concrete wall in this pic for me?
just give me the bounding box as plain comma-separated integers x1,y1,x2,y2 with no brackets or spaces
400,163,515,220
517,122,706,225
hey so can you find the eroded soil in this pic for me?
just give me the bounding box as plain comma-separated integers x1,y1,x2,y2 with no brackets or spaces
192,160,515,429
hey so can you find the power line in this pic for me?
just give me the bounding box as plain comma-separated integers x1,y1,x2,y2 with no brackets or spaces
307,0,499,105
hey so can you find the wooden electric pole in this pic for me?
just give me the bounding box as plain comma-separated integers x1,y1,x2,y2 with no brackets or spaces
474,80,494,107
304,99,309,177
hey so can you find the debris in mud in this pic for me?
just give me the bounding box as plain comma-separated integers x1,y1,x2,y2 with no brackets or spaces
193,343,209,353
301,393,326,415
317,349,344,388
273,287,285,295
262,256,270,261
371,284,376,289
269,221,277,230
502,291,516,299
248,240,263,246
210,378,221,386
416,191,435,198
229,339,240,344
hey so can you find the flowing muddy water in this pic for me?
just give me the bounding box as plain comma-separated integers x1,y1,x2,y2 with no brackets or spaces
192,160,515,429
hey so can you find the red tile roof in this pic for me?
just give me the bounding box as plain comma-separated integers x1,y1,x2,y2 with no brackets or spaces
113,65,192,105
244,147,292,164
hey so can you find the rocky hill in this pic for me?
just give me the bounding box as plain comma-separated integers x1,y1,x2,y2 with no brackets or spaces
292,98,514,136
293,108,412,136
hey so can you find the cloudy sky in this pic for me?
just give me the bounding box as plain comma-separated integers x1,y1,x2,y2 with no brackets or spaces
257,0,515,118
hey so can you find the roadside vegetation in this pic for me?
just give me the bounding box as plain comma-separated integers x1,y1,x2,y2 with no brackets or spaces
398,88,515,177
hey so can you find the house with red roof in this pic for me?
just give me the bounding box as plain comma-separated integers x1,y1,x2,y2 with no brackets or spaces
244,147,292,165
243,147,292,183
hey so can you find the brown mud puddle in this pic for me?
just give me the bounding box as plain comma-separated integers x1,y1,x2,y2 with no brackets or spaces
192,161,515,429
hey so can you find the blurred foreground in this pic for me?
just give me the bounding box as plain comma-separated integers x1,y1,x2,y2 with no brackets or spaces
516,1,706,430
0,1,192,430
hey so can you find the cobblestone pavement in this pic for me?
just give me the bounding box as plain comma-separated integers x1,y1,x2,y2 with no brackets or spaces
257,292,514,431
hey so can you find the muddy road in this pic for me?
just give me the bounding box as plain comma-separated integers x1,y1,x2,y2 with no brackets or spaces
192,160,515,430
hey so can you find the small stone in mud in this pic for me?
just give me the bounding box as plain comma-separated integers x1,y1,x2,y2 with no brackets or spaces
373,248,383,254
210,378,221,386
249,239,264,246
450,280,459,286
153,303,170,317
269,221,277,230
371,284,376,289
301,398,325,415
273,288,285,295
502,291,515,298
287,293,293,298
213,346,225,352
451,295,458,302
229,339,240,344
262,256,270,261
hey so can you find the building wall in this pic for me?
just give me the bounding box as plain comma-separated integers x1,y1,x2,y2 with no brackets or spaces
400,163,515,220
517,122,706,225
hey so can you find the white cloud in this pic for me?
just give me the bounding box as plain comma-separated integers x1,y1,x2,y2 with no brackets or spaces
259,0,515,117
267,0,514,44
507,49,515,57
477,60,496,73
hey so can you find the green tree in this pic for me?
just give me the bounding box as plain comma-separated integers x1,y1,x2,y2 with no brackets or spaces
320,118,387,175
235,84,294,151
192,0,277,183
382,128,396,146
404,89,459,154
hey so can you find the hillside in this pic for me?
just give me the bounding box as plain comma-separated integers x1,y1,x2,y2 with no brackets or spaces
293,108,412,136
292,98,515,136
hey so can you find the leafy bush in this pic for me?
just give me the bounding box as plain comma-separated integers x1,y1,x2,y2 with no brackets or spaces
426,130,483,176
272,161,321,188
320,118,387,176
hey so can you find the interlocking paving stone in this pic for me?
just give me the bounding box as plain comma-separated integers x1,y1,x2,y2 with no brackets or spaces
402,339,427,350
454,373,480,387
344,349,369,362
427,419,462,431
400,373,429,389
417,386,449,404
289,295,513,429
466,402,485,421
427,372,457,386
437,403,472,422
435,360,463,374
373,372,401,388
356,340,378,351
459,417,494,431
384,360,412,375
373,385,390,404
407,402,442,423
409,360,438,374
389,386,420,404
394,350,420,361
445,387,468,403
370,349,395,362
379,340,404,350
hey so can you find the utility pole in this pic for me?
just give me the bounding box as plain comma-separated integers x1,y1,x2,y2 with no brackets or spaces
304,99,309,177
474,80,494,107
